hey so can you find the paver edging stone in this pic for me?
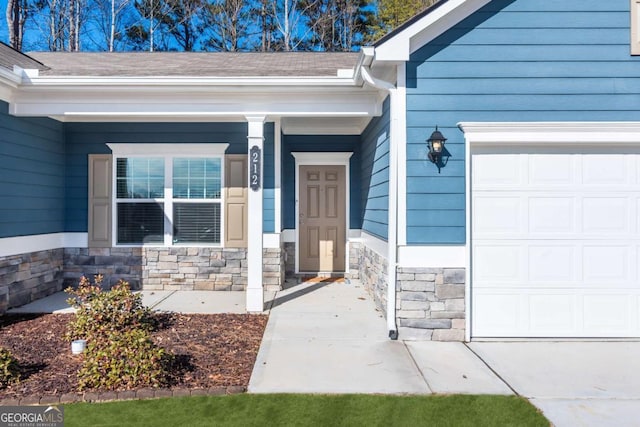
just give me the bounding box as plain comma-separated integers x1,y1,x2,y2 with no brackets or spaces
0,386,247,405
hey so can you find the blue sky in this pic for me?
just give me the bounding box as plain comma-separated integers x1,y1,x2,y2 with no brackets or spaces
0,0,8,45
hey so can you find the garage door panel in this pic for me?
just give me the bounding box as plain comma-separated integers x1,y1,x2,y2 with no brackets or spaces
473,196,521,234
528,197,575,234
528,245,575,283
472,293,520,335
529,154,574,186
473,289,640,337
529,294,577,333
583,155,630,186
583,246,629,283
473,154,521,187
583,295,630,331
582,197,630,234
473,244,522,285
472,150,640,338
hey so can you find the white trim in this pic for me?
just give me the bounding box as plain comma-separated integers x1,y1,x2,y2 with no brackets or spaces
281,229,295,242
396,63,408,246
108,145,228,247
263,233,280,249
10,89,380,120
631,0,640,55
459,121,640,341
291,152,353,274
352,231,388,259
246,115,266,312
398,246,466,268
374,0,490,61
347,229,361,239
107,143,229,155
25,76,359,86
291,152,353,165
458,122,640,145
274,119,282,233
0,233,88,257
465,126,472,342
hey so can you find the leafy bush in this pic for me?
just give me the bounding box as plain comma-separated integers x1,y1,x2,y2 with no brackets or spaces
65,275,154,341
0,347,20,388
66,275,172,391
77,329,172,391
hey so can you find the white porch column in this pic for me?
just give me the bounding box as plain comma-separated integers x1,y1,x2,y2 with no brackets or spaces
246,115,265,312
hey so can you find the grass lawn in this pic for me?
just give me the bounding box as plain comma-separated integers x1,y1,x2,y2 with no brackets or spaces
65,394,548,426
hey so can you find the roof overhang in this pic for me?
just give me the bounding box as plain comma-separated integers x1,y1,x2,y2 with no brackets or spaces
373,0,490,62
0,68,381,124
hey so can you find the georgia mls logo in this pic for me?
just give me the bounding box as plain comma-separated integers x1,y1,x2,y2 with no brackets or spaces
0,405,64,427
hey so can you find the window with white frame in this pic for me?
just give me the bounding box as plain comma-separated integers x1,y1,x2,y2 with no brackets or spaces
109,144,228,246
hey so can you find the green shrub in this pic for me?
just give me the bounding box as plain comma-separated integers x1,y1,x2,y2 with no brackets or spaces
65,275,154,341
66,275,172,391
0,347,20,388
77,329,173,391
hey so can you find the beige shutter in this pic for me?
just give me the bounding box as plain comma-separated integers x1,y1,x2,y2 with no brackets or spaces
224,155,248,248
88,154,112,247
633,0,640,55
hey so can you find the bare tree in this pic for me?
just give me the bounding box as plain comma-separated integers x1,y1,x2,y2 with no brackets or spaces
270,0,319,51
204,0,255,51
6,0,30,50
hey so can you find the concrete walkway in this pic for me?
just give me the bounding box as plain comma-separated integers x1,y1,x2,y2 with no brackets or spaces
7,289,278,314
469,342,640,427
248,279,511,395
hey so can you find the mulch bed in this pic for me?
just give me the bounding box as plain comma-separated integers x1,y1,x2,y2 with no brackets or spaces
0,313,268,401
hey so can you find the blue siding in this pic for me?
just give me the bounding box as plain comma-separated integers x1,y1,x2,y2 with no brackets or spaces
262,122,275,233
406,0,640,244
64,122,275,232
360,96,390,240
281,135,361,230
0,101,66,238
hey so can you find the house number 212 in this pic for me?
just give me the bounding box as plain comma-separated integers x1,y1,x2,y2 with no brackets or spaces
250,145,261,191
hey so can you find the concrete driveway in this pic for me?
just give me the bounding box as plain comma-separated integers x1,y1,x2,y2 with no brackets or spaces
469,342,640,427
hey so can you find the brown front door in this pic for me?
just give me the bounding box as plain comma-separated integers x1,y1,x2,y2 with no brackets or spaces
299,165,346,272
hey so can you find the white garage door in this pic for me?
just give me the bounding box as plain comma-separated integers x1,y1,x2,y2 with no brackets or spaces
472,146,640,338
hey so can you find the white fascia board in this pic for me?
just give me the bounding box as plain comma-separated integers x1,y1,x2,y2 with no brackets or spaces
459,122,640,145
374,0,489,62
10,90,380,119
24,76,358,87
0,68,20,102
0,67,22,86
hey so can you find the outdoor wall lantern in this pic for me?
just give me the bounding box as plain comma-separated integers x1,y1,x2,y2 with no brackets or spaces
427,126,447,165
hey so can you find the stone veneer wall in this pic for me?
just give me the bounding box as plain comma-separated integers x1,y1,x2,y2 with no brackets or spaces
283,242,295,278
64,247,284,291
359,244,388,314
0,249,64,313
397,268,466,341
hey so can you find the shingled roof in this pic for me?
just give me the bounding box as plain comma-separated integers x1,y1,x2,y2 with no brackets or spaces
27,51,360,77
0,42,47,73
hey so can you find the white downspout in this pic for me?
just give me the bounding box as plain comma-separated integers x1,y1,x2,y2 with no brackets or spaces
361,65,399,340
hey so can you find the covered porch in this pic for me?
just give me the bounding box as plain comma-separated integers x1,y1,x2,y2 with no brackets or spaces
1,50,402,324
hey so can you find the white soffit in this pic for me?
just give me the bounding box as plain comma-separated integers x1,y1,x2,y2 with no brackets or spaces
374,0,490,61
281,117,372,135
